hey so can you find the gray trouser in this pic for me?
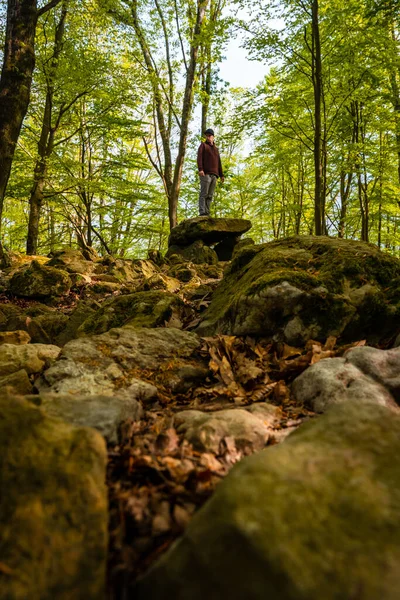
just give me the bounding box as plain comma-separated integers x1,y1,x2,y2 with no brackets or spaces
199,174,217,216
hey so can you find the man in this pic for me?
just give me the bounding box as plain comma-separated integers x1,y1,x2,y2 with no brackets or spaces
197,128,224,216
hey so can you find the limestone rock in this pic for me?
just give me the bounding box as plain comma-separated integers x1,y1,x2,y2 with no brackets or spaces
345,345,400,402
77,291,186,336
291,356,397,412
135,402,400,600
168,216,252,247
36,327,202,399
0,343,60,377
196,235,400,344
36,392,145,443
0,395,108,600
47,248,95,274
174,404,280,453
9,260,72,298
0,330,31,345
0,368,33,394
141,273,181,293
166,240,218,265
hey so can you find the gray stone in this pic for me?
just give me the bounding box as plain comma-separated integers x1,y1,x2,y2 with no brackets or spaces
36,327,201,399
345,345,400,402
168,216,252,247
0,395,107,600
166,240,218,265
135,402,400,600
0,369,33,394
37,392,145,443
47,248,95,274
174,404,280,453
291,356,397,412
0,343,60,377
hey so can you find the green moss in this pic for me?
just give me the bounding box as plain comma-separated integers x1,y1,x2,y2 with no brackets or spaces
248,268,320,295
197,236,400,343
78,291,184,336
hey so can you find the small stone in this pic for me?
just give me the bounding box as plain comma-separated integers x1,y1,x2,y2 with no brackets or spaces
0,330,31,345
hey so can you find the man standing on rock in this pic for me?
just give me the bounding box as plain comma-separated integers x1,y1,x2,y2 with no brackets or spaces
197,129,224,216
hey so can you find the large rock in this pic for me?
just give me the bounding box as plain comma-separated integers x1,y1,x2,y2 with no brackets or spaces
0,342,60,376
135,402,400,600
0,395,108,599
196,235,400,344
9,260,72,298
292,346,400,412
174,404,280,453
345,345,400,402
77,291,186,336
36,392,146,443
292,356,397,412
36,326,202,398
166,240,219,265
168,216,252,247
47,248,95,275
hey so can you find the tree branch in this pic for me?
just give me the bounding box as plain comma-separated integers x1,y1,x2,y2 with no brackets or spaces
38,0,63,18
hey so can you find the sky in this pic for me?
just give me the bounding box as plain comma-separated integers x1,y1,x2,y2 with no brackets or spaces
219,36,269,88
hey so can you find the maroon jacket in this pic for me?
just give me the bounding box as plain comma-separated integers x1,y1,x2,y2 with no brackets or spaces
197,141,223,178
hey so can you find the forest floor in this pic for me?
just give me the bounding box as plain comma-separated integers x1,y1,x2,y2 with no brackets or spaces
106,333,367,599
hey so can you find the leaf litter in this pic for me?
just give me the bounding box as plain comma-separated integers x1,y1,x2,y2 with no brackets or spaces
106,333,366,599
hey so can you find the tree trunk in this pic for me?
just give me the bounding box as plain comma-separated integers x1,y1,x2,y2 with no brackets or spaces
311,0,323,235
0,0,37,228
26,1,67,254
169,0,209,229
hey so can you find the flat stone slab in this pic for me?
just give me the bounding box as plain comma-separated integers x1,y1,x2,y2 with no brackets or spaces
168,217,252,248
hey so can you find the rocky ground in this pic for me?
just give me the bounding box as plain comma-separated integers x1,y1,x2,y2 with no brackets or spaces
1,218,400,600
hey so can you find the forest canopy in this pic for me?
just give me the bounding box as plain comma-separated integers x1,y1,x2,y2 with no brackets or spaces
0,0,399,257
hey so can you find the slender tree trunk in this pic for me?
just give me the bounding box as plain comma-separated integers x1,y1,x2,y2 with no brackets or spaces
311,0,323,235
201,44,212,133
169,0,210,229
27,2,67,254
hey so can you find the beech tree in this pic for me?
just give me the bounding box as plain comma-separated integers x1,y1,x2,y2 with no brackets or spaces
0,0,63,228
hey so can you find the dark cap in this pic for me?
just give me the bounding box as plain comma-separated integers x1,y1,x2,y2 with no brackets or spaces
204,128,214,136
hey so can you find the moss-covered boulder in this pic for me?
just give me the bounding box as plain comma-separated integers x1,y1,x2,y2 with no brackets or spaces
135,402,400,600
168,216,252,247
36,327,202,398
0,395,108,600
9,260,72,299
77,291,186,336
106,258,159,283
47,248,95,274
166,240,219,265
197,236,400,344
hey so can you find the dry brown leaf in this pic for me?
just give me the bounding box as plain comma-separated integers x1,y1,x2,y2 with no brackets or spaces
155,428,179,454
280,343,302,359
310,350,334,365
0,562,14,576
323,336,337,351
152,501,172,535
235,355,264,385
273,380,290,403
219,355,236,386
